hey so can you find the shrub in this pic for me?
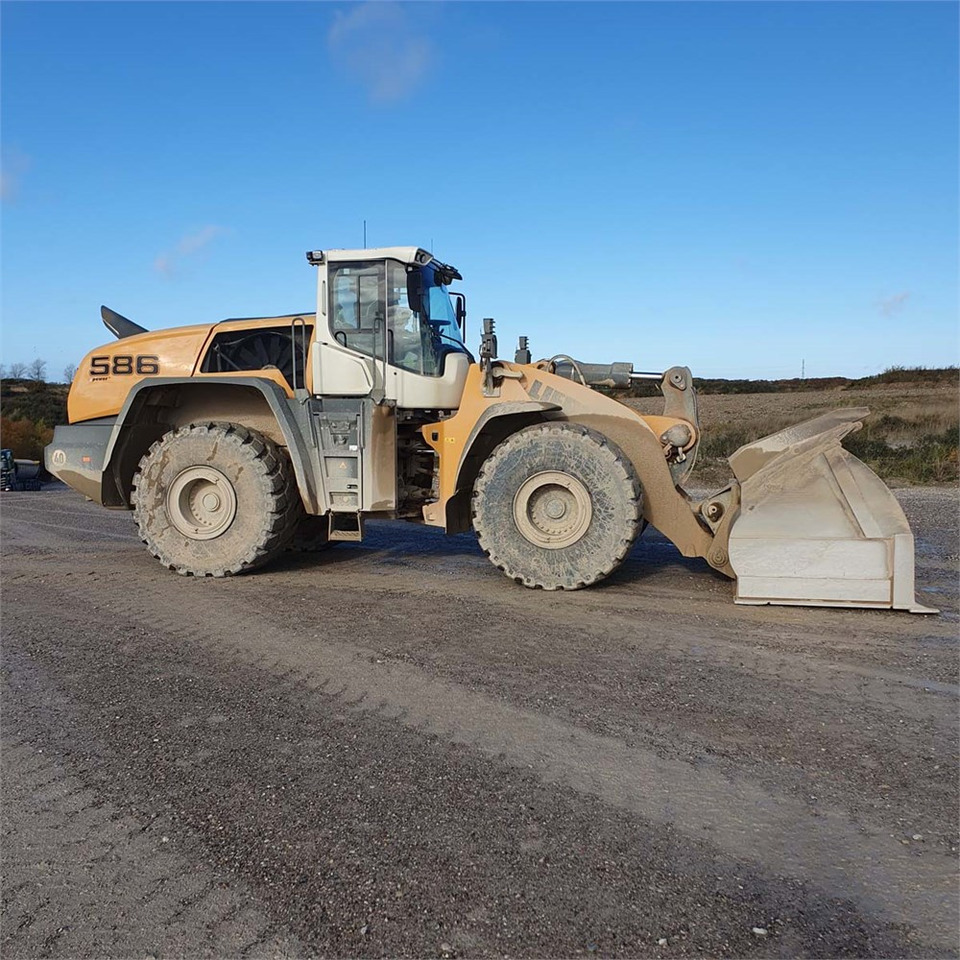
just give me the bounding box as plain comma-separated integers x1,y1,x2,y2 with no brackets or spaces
0,417,54,461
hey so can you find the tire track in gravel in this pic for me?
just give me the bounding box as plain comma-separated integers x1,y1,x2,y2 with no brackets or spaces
7,543,954,837
2,654,305,959
2,595,925,958
17,569,958,954
4,487,957,955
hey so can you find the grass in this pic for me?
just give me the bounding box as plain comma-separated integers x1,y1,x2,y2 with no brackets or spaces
627,371,959,487
848,365,959,388
845,425,959,486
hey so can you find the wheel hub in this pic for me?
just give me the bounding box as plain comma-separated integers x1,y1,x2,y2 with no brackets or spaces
513,471,592,549
545,498,566,520
166,466,238,540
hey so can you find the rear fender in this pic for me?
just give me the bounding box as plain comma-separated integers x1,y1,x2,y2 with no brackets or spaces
100,377,322,512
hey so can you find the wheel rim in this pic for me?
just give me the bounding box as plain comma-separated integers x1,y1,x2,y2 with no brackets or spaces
166,466,238,540
513,471,592,549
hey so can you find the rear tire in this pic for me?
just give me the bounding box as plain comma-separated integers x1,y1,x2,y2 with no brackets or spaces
132,422,300,577
472,422,642,590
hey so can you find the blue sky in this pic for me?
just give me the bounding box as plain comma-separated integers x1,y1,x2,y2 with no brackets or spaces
2,1,957,380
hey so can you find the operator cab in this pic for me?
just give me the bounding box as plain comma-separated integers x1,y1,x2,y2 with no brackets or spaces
307,246,472,409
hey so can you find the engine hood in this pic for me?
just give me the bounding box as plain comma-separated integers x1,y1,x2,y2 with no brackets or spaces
68,323,215,423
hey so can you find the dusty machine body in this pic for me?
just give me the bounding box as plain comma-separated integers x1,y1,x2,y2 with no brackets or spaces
47,245,932,612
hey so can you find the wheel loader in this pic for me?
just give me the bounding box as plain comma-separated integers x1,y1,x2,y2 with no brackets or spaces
45,245,934,612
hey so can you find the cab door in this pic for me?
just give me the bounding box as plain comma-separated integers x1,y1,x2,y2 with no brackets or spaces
312,260,386,398
310,260,396,514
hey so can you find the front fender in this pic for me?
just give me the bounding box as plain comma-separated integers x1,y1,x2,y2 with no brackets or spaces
422,393,561,531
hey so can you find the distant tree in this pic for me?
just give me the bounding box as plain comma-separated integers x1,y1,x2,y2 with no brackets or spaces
28,358,47,382
9,362,26,378
63,363,77,383
0,416,53,460
0,364,6,379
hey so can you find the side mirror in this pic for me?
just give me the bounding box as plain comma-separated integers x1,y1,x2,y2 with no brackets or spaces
406,268,424,317
451,292,466,333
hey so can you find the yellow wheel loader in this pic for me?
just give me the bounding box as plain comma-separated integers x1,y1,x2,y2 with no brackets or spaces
46,246,934,612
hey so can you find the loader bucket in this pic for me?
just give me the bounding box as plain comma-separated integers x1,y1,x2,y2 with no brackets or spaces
726,408,937,613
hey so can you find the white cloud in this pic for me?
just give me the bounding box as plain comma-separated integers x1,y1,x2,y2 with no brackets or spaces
154,225,225,278
877,291,911,317
328,2,432,103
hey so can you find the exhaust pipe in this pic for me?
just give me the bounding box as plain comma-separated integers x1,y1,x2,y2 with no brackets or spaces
101,305,147,340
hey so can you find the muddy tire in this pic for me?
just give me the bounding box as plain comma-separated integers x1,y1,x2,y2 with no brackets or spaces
132,422,300,577
472,422,642,590
287,514,338,552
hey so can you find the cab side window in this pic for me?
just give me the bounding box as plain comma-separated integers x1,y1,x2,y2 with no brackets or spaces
329,262,384,358
385,259,447,377
387,260,427,375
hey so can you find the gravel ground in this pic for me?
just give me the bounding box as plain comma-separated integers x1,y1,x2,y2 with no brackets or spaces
1,483,957,958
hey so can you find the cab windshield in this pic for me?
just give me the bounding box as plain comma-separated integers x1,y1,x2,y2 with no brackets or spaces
388,260,470,376
329,258,471,377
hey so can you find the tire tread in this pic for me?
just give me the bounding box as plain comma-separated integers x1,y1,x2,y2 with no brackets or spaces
472,421,642,590
131,422,300,577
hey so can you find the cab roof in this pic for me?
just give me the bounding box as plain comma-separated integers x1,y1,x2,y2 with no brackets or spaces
307,246,432,266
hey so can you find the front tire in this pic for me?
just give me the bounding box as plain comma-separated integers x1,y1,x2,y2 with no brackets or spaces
132,422,300,577
472,422,642,590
